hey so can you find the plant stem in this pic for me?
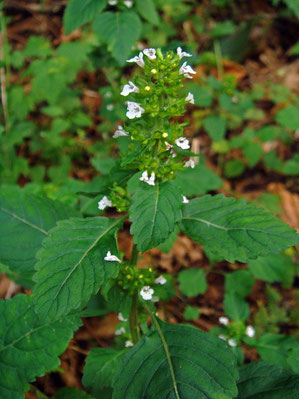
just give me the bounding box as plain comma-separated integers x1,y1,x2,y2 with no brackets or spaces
129,244,140,344
214,40,224,81
143,303,181,399
130,243,139,265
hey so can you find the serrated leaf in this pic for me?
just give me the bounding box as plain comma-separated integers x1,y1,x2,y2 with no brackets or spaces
0,186,77,287
237,361,299,398
83,348,127,396
203,115,227,141
129,181,182,252
54,387,94,399
93,11,142,64
113,321,238,399
225,270,254,298
182,194,299,263
33,217,124,320
276,106,299,130
63,0,107,34
0,294,81,399
178,268,207,297
136,0,160,25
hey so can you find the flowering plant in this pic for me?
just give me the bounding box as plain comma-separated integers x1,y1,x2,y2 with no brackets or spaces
0,48,298,399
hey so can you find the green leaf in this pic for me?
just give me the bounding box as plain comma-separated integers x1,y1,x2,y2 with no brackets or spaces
183,305,200,320
113,321,238,399
129,181,182,252
276,106,299,130
224,293,250,322
181,194,299,263
83,348,126,396
136,0,160,25
93,11,142,64
203,115,227,141
54,387,94,399
224,159,245,178
0,186,77,287
288,347,299,373
248,253,295,288
225,270,254,298
178,268,207,297
63,0,107,34
174,164,222,196
237,361,299,398
242,141,263,168
0,294,80,399
33,217,124,320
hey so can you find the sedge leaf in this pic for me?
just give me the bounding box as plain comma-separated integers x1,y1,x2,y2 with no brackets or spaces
33,217,124,320
182,194,299,263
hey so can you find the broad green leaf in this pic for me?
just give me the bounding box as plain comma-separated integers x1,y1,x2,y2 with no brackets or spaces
225,270,254,298
224,159,245,178
276,106,299,130
182,194,299,263
63,0,107,34
248,253,295,288
178,268,207,297
288,347,299,373
203,115,227,141
224,293,250,322
33,217,124,320
136,0,160,25
174,164,222,196
183,305,200,320
158,227,179,253
284,0,299,18
54,387,94,399
113,321,238,399
237,361,299,398
0,294,80,399
242,141,263,168
0,186,77,287
93,12,142,64
130,181,182,252
83,348,127,396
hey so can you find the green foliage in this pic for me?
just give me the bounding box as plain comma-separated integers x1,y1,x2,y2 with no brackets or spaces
183,305,200,320
224,293,250,322
225,270,254,298
136,0,160,25
113,321,238,399
182,194,299,263
130,181,182,252
53,387,94,399
0,294,80,399
33,217,123,320
275,106,299,130
203,115,227,141
178,268,207,297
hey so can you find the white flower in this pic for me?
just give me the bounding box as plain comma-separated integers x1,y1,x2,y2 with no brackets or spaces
126,101,144,119
184,159,195,168
121,81,140,96
127,51,145,68
232,95,239,103
113,125,129,138
175,137,190,150
246,326,255,338
98,196,112,210
219,316,229,326
154,275,167,285
124,0,133,7
140,286,154,300
104,91,112,98
185,92,194,104
139,171,155,186
143,48,156,60
218,335,227,341
108,0,118,4
125,340,134,347
104,251,122,263
118,312,128,322
151,296,160,303
179,61,196,79
177,47,192,59
115,327,126,336
182,196,189,204
106,104,114,111
228,338,237,347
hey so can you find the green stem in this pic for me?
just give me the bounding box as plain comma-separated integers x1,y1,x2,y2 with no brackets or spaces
143,302,181,399
130,243,139,265
214,40,224,81
129,291,140,344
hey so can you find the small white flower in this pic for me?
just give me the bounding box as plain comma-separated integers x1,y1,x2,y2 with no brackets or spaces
139,171,155,186
124,0,133,7
175,137,190,150
154,275,167,285
185,92,195,104
104,91,112,98
108,0,118,5
113,125,129,138
143,48,156,60
228,338,237,347
127,51,145,67
115,327,126,336
184,159,195,168
182,196,189,204
232,95,239,103
121,81,140,96
218,335,227,341
140,286,154,300
245,325,255,338
151,296,160,303
104,251,122,263
125,340,134,347
179,61,196,79
106,104,114,111
219,316,229,326
126,101,145,119
118,312,128,322
177,47,192,59
98,196,112,210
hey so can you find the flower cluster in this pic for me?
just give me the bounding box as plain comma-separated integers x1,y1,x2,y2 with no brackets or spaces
108,0,133,8
218,316,256,347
